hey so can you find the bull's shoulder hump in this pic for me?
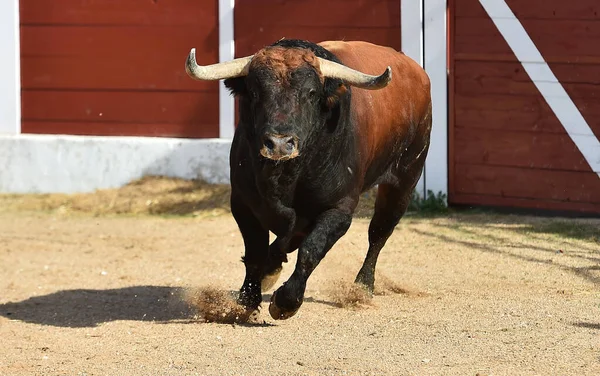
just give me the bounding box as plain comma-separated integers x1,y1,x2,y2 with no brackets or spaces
318,40,396,53
318,41,421,80
318,41,407,66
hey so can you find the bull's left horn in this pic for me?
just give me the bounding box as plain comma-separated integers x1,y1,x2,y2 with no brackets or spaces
185,48,253,80
317,57,392,90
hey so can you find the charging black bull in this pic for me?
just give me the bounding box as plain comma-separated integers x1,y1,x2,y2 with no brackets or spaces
185,39,432,320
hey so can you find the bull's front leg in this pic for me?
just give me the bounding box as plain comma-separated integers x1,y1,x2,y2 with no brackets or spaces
231,195,269,311
269,208,353,320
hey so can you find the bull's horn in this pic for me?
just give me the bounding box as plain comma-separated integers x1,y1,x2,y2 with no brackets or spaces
185,48,253,80
317,57,392,90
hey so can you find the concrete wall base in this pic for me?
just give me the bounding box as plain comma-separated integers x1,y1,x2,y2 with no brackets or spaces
0,135,232,194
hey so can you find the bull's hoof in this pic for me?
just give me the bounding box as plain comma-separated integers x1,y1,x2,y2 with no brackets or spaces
268,290,300,320
261,267,282,291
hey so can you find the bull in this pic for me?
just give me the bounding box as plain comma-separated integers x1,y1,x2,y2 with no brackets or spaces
185,39,432,320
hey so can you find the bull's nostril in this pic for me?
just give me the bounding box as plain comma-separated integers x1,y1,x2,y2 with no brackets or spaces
262,134,298,158
285,138,296,152
264,138,275,151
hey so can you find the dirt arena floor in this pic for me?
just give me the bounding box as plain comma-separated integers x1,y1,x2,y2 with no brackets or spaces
1,178,599,375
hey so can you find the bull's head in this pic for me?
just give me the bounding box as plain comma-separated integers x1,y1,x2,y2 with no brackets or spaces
185,42,392,161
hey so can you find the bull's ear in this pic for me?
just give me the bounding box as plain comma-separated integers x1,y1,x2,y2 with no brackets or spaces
325,83,348,109
224,77,247,97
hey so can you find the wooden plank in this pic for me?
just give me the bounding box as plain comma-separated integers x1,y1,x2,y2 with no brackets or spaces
20,0,218,26
456,60,600,85
235,0,400,28
454,164,600,203
20,25,219,92
21,56,219,91
455,0,600,20
454,53,600,65
454,128,592,171
454,61,600,98
453,92,600,135
455,93,564,133
235,27,401,57
20,25,218,59
448,0,457,201
21,121,219,139
450,193,600,215
455,18,600,60
21,90,218,125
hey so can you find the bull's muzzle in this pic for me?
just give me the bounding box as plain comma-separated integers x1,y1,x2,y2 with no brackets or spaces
260,134,300,161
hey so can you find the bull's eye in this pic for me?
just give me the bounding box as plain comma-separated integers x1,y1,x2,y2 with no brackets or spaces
308,89,317,101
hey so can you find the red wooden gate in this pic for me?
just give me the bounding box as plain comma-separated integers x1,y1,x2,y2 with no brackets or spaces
19,0,220,138
449,0,600,214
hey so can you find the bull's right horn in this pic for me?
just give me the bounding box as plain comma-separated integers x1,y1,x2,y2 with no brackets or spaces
185,48,253,81
317,57,392,90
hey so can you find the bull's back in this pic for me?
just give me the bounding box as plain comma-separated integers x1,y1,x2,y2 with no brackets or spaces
318,41,431,185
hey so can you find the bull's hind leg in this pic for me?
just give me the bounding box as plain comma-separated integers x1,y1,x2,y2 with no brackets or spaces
355,144,429,293
354,184,412,292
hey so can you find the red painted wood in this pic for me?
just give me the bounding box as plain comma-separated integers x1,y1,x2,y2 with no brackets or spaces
19,0,219,138
449,0,600,214
20,24,218,92
512,14,600,141
448,0,457,199
21,55,218,92
22,121,219,139
235,0,400,28
455,92,600,137
20,0,218,26
20,26,218,60
454,128,592,172
455,18,600,61
456,60,600,85
456,0,600,20
22,90,218,125
454,93,565,134
454,53,600,65
235,28,401,58
455,61,600,99
454,164,600,204
234,0,401,58
451,193,600,215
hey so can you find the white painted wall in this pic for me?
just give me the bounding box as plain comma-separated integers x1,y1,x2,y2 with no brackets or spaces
402,0,449,199
401,0,426,198
218,0,236,139
0,0,21,135
0,135,232,193
423,0,448,199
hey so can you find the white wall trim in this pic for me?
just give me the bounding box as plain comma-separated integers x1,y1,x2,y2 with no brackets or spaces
402,0,426,198
479,0,600,178
0,0,21,135
402,1,424,67
423,0,449,197
218,0,236,139
0,135,232,193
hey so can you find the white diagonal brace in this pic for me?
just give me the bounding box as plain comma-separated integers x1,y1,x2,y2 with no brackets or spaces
479,0,600,178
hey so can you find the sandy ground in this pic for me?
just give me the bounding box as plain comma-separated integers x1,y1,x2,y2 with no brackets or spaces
1,181,599,375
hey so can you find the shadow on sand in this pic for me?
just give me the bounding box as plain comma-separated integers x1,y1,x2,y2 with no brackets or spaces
0,286,344,328
0,286,195,328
